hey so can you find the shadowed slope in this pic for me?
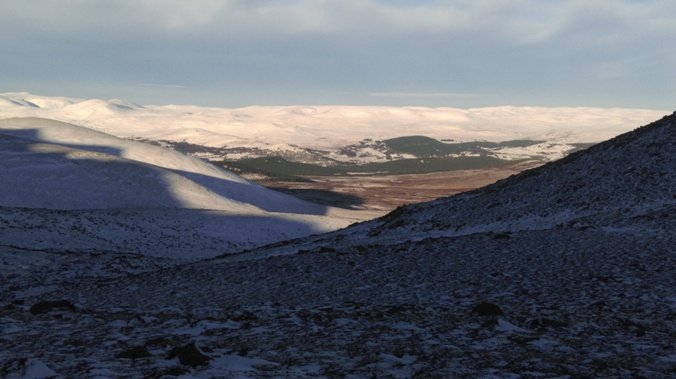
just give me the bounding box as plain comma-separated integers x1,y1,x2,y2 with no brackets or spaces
0,117,326,214
0,119,367,259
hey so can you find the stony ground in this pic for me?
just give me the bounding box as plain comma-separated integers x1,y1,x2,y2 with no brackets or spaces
2,225,674,378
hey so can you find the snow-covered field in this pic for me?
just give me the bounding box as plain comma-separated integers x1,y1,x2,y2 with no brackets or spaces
1,92,668,163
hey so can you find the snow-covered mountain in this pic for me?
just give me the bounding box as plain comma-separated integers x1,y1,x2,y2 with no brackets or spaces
0,92,668,163
1,111,673,377
0,117,366,259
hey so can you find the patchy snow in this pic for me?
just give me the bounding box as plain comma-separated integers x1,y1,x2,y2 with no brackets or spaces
495,319,532,334
3,359,57,379
489,142,577,161
198,355,278,377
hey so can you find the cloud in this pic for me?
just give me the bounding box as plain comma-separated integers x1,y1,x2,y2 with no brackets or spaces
3,0,675,44
0,1,461,37
140,83,188,89
370,92,482,98
1,1,674,108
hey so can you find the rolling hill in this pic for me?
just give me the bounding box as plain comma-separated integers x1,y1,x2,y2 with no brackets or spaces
0,117,365,259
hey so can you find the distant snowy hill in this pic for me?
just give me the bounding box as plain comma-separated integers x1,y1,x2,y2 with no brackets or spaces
0,117,365,258
0,92,668,164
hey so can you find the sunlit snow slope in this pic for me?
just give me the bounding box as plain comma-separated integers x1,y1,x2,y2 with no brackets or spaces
0,117,320,213
0,117,362,259
0,92,667,152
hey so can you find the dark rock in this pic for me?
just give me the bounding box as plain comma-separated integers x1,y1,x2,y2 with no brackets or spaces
117,346,151,359
29,300,77,315
168,342,210,367
492,232,511,240
508,334,539,345
144,337,170,348
472,302,504,316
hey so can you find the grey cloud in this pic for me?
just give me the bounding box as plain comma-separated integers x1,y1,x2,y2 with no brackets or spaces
0,0,674,108
3,1,674,44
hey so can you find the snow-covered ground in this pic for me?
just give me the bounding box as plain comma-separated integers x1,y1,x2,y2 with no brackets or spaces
0,107,673,377
0,117,318,213
0,118,370,259
0,92,668,163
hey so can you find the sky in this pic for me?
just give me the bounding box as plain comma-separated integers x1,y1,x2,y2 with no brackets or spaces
1,0,674,109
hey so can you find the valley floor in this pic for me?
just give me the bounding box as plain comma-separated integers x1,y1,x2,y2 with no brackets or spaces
257,161,538,211
1,226,674,378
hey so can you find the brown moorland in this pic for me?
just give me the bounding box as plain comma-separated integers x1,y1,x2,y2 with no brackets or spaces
259,161,540,212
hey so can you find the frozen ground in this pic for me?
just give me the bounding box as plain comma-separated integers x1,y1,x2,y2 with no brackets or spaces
1,218,673,378
0,112,673,377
